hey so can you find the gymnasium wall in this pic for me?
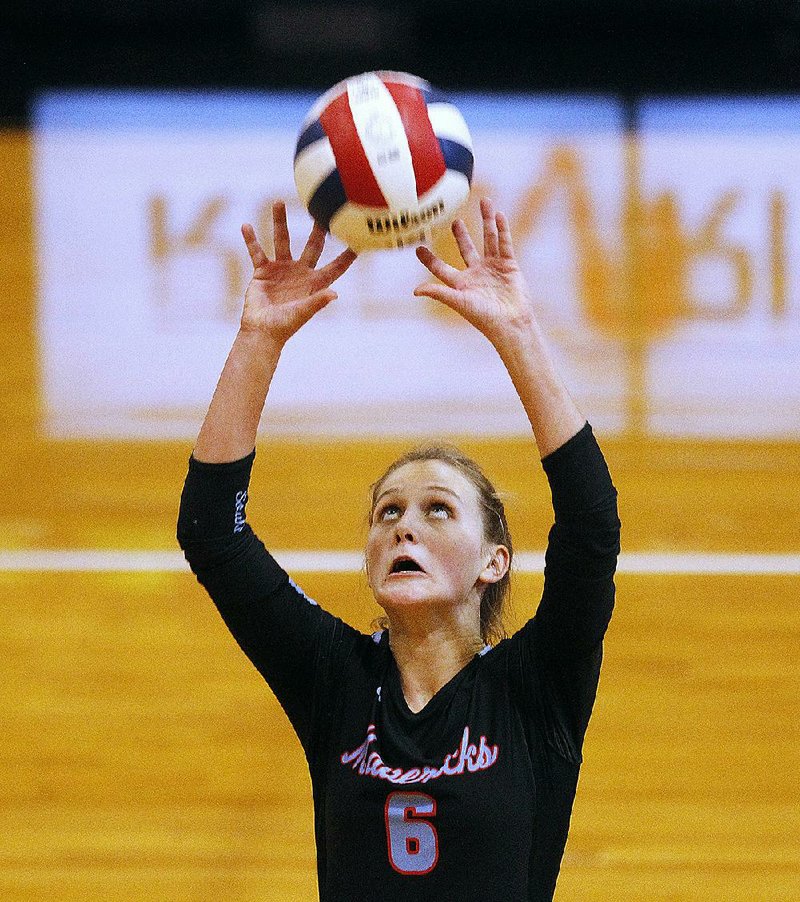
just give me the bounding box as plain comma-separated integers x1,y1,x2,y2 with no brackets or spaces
31,92,800,443
0,91,797,560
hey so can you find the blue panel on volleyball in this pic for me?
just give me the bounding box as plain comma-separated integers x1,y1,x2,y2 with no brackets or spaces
438,138,474,182
421,88,450,106
308,169,348,231
295,118,326,157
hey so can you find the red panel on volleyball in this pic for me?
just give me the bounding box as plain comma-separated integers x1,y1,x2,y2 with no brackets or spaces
320,93,387,208
384,81,447,197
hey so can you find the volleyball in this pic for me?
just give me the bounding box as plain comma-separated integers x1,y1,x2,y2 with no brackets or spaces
293,71,474,252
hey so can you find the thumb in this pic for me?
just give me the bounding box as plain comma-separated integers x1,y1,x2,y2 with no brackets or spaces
413,282,462,310
294,288,337,327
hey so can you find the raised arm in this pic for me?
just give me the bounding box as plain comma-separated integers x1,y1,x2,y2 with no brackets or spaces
416,201,620,755
193,201,356,463
178,203,357,750
415,198,584,457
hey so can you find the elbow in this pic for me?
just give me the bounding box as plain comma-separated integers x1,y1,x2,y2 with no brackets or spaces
176,525,191,555
607,506,622,554
593,490,621,555
175,504,193,552
547,503,621,570
176,497,204,556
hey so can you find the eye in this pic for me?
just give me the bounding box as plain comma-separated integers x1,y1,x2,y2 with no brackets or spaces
428,501,452,520
376,503,401,522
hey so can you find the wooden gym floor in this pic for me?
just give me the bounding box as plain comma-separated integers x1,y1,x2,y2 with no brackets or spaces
2,569,799,901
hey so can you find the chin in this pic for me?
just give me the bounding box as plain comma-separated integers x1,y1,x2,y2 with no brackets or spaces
377,583,440,610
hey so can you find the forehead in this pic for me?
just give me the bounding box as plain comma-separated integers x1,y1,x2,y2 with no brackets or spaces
377,459,479,503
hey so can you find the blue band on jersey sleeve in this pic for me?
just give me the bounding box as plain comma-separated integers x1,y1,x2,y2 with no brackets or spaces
308,169,348,231
295,118,327,158
438,138,474,183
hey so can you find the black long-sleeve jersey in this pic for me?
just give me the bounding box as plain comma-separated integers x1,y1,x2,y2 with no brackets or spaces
177,423,620,901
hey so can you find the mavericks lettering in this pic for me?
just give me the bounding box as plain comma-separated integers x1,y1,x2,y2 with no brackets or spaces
341,724,499,785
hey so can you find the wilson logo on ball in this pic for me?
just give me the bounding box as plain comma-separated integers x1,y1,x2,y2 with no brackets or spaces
294,71,474,251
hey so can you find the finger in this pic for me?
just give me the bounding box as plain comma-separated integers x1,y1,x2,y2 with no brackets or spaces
272,201,292,261
452,219,481,267
317,247,358,285
496,211,516,259
413,281,464,311
415,245,463,286
241,223,269,269
299,222,326,268
481,198,499,257
295,288,337,325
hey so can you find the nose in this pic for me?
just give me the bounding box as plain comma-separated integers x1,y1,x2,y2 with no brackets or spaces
394,510,418,543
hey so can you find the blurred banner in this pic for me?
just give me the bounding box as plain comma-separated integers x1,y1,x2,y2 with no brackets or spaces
33,91,800,439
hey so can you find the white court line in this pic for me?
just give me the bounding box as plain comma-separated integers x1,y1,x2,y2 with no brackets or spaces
0,549,799,575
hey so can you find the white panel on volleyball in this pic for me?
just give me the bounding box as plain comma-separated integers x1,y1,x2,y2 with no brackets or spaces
419,169,471,223
378,70,429,91
293,137,337,206
425,103,474,151
346,73,418,210
330,170,472,251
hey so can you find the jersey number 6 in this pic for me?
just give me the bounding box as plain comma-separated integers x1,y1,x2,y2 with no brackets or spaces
384,791,439,875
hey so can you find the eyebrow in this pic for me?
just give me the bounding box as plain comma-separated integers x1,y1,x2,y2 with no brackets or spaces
375,484,462,506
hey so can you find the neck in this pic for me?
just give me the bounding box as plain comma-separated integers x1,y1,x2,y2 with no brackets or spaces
387,610,484,713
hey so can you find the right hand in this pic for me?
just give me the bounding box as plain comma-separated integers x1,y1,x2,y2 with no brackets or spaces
240,201,357,345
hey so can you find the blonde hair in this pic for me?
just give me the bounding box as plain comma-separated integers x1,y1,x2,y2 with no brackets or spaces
369,444,512,645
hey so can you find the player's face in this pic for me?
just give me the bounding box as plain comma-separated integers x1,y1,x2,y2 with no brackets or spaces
366,460,501,618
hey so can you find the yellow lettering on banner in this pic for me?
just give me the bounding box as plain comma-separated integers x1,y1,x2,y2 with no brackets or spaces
498,138,763,437
148,195,244,321
513,145,622,335
770,191,788,320
684,190,752,322
505,143,756,341
144,156,789,337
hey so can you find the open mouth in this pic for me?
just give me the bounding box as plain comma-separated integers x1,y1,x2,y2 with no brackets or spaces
390,557,425,574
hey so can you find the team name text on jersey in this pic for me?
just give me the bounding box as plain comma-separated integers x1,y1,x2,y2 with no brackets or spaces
341,724,499,785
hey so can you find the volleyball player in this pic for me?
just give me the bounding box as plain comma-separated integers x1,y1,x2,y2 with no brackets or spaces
177,198,620,900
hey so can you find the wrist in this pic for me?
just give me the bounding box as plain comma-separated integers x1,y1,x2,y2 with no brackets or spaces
235,325,285,359
487,309,542,361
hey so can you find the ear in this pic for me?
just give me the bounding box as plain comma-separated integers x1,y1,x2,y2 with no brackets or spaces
478,545,510,586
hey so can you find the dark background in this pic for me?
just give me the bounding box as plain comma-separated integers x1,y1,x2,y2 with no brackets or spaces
4,0,800,125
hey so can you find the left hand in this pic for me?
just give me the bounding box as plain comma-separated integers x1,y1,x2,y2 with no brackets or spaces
414,198,535,349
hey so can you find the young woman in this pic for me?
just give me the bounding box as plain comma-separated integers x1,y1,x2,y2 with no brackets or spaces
177,198,620,901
